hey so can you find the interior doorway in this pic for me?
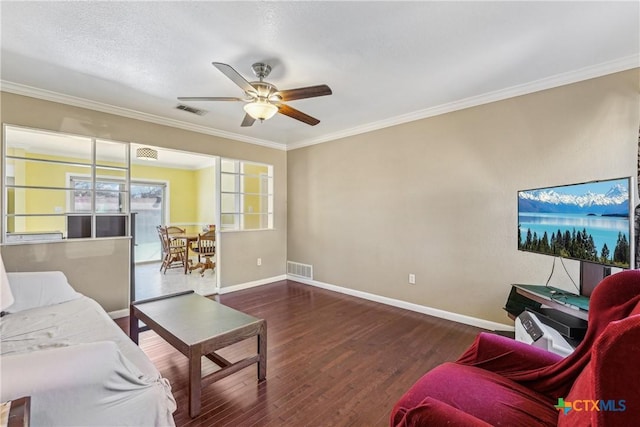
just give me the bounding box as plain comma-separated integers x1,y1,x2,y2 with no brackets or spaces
130,144,218,300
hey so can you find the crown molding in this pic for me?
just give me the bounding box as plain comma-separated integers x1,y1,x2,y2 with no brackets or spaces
2,54,637,153
0,81,288,151
286,55,640,150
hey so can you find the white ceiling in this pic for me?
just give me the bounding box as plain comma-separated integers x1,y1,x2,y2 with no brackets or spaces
1,1,638,151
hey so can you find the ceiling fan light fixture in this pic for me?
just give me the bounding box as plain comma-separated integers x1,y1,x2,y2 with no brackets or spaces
244,100,278,121
179,62,330,127
136,147,158,161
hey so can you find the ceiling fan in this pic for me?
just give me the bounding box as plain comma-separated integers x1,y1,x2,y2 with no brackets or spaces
178,62,332,127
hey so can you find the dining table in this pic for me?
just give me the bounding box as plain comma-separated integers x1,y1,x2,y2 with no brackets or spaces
168,232,199,274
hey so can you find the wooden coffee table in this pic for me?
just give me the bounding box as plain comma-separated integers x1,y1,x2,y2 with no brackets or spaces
130,290,267,418
4,396,30,427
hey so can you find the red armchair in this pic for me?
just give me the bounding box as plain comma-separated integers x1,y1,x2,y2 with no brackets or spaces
390,269,640,426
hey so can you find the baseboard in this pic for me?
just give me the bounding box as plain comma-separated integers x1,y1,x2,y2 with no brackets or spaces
287,275,514,332
113,273,514,330
219,274,288,295
108,275,286,317
108,308,129,320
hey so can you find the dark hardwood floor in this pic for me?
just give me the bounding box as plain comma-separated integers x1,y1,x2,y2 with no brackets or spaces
117,280,482,426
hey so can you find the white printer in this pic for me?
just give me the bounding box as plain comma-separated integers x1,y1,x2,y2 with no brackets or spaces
515,310,576,358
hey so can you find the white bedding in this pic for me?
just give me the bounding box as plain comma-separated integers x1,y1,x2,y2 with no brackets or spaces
1,297,176,426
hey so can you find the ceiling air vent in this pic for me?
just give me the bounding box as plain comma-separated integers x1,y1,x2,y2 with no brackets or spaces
175,104,207,116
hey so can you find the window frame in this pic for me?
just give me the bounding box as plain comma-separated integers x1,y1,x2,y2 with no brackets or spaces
2,125,131,243
219,158,274,232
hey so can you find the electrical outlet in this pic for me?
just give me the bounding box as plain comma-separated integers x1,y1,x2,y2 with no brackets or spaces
257,258,262,266
408,273,416,285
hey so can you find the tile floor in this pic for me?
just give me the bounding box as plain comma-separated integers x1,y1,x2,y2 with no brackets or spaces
133,261,217,300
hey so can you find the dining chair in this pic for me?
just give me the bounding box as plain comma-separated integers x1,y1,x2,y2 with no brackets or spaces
165,226,185,235
165,226,189,273
157,225,187,274
188,229,216,277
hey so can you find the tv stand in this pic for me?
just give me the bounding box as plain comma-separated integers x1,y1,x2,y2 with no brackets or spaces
504,284,589,343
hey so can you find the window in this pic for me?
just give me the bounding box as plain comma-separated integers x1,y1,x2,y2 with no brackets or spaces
131,182,166,263
220,158,273,231
70,176,127,213
3,125,130,242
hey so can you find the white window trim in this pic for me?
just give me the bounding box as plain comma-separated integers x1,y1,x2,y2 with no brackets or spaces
219,158,274,232
1,125,131,242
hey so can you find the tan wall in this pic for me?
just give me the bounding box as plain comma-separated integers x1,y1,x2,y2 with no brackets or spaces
2,70,637,321
0,92,287,311
287,69,640,325
0,239,130,313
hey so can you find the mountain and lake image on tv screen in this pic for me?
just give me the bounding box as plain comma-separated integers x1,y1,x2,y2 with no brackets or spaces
518,178,631,268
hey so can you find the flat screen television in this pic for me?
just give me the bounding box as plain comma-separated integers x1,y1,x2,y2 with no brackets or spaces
518,177,632,295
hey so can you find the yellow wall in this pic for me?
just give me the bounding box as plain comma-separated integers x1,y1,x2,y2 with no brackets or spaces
9,150,210,234
26,159,91,233
10,152,92,232
194,165,216,231
131,163,203,227
242,163,269,229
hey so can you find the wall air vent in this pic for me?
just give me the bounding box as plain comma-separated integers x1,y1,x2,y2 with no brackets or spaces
287,261,313,280
175,104,207,116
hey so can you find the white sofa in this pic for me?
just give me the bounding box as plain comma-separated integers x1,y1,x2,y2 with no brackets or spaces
0,262,176,426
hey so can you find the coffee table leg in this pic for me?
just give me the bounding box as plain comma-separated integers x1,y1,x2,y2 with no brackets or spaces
258,321,267,381
189,345,202,418
129,305,139,344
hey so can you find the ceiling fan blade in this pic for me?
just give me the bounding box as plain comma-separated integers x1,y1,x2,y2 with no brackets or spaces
277,104,321,126
241,113,256,127
212,62,256,94
177,97,244,101
277,85,332,101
